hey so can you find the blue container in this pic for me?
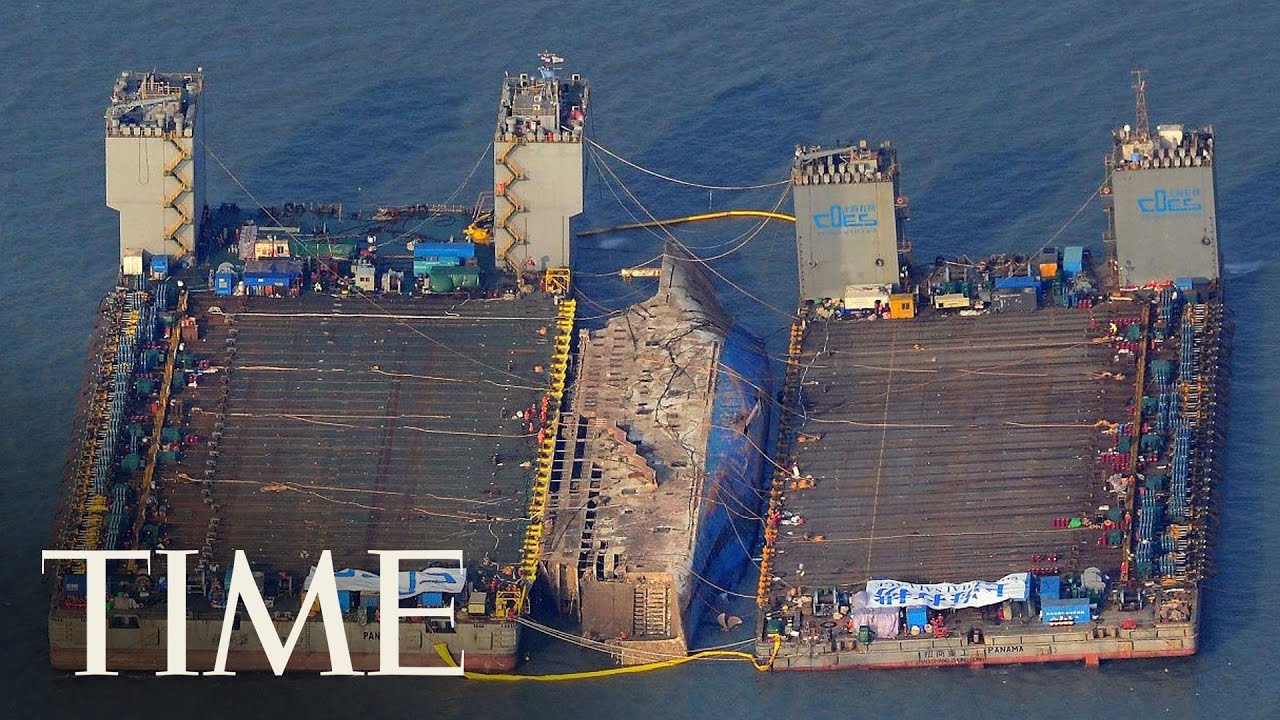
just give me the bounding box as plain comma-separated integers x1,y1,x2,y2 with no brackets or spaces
419,592,444,608
1063,246,1084,276
1041,597,1090,623
63,575,87,597
906,606,928,631
150,255,170,277
1038,576,1061,600
361,594,379,610
337,590,352,612
214,271,236,296
413,241,476,261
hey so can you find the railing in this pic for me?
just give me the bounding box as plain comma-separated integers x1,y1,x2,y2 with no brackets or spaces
519,299,576,606
756,319,807,606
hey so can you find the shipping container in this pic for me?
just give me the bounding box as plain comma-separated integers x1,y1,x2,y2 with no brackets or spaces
841,284,892,310
932,293,970,310
992,287,1038,313
413,241,477,261
1040,597,1090,624
122,249,145,276
243,258,302,290
1063,246,1084,276
214,271,236,296
354,264,377,291
905,606,928,633
62,575,87,598
888,293,916,319
149,255,169,279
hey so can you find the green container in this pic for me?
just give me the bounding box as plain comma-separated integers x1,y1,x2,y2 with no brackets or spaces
765,618,785,635
858,625,872,644
161,427,182,443
157,451,179,464
136,378,155,396
127,423,145,439
172,370,186,387
121,453,142,472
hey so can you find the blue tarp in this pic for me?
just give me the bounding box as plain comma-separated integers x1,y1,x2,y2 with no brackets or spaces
994,275,1043,291
1038,575,1061,599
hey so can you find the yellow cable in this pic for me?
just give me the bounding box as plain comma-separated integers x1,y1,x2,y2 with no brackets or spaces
578,210,796,237
434,635,780,681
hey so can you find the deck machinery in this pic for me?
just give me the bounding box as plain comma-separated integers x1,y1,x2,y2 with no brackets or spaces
46,62,586,673
755,78,1226,670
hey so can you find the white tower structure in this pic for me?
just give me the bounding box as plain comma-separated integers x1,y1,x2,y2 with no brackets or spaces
493,56,588,278
105,69,205,271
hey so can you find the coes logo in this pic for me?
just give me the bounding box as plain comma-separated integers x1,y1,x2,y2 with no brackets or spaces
1137,188,1202,214
814,204,878,232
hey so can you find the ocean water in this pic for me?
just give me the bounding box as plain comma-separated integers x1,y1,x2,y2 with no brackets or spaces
2,2,1278,718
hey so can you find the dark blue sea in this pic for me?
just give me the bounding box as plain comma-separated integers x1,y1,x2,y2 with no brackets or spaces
2,2,1277,718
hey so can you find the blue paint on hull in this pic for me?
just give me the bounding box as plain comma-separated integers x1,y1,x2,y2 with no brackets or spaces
686,324,771,640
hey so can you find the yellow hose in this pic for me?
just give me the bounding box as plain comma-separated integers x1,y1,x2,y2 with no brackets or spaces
578,210,795,237
435,634,781,681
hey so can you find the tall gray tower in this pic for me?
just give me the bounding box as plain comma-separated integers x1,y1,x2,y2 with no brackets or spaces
792,141,908,303
493,56,588,275
105,70,205,270
1104,74,1219,287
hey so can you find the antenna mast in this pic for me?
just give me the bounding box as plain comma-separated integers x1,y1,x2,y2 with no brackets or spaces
1131,68,1149,140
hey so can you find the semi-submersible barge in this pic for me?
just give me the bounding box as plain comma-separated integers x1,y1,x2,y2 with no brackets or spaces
49,61,589,671
46,64,1226,673
754,77,1227,669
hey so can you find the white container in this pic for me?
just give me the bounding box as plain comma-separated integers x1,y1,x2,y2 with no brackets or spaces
122,249,145,276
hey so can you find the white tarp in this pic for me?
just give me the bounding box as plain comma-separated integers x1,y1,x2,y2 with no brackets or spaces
866,573,1030,609
848,591,899,639
303,566,467,598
